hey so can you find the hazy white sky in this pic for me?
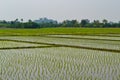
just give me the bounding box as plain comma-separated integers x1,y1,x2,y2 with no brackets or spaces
0,0,120,22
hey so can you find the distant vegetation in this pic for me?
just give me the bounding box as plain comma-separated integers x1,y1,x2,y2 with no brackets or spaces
0,18,120,28
0,28,120,36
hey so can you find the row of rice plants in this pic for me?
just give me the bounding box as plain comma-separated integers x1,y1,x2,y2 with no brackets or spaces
47,34,120,40
0,47,120,80
0,41,43,48
1,36,119,51
1,36,120,45
96,34,120,37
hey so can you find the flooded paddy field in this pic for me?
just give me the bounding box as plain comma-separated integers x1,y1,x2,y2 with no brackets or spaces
0,34,120,80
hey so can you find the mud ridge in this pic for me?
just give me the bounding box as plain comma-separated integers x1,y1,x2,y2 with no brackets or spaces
0,46,60,50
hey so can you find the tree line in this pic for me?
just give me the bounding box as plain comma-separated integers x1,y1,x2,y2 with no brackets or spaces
0,19,120,28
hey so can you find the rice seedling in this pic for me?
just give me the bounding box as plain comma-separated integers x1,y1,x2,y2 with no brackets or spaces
0,41,46,48
0,36,119,51
0,47,120,80
47,34,120,40
0,34,120,80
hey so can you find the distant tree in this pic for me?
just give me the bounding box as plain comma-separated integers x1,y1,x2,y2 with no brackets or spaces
62,20,71,27
14,18,19,23
80,19,90,27
2,20,7,24
61,20,80,27
20,19,24,28
92,20,103,27
71,20,79,27
28,19,32,23
23,19,39,28
102,19,109,27
102,19,108,24
118,21,120,27
0,18,120,28
21,19,23,23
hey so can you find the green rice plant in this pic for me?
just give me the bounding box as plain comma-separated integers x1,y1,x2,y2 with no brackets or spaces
0,41,45,48
0,47,120,80
0,34,120,80
47,34,120,40
0,28,120,36
0,36,119,51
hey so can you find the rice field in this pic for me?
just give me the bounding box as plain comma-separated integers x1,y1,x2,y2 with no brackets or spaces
0,36,120,51
0,41,45,48
0,34,120,80
47,34,120,40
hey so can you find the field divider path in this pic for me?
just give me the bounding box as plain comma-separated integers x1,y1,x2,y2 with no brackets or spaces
0,46,60,50
0,39,120,53
42,35,120,42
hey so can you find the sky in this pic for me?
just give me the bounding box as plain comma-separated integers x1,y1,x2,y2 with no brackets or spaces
0,0,120,22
